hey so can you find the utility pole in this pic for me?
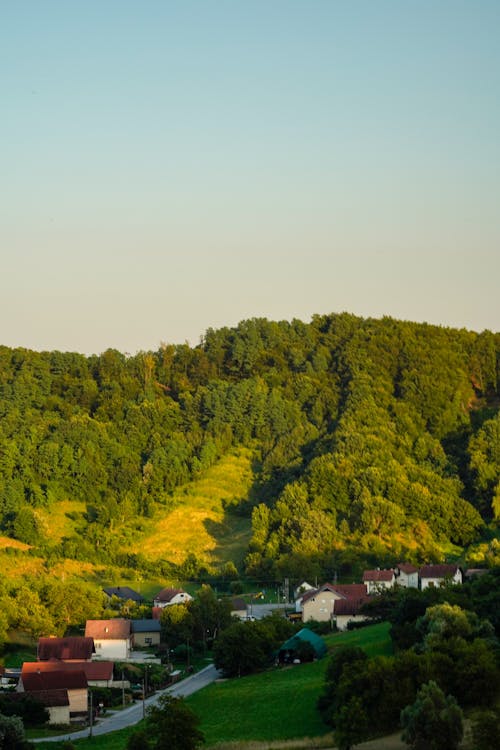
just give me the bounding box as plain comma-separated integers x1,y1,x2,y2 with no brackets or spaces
89,689,93,737
121,668,125,708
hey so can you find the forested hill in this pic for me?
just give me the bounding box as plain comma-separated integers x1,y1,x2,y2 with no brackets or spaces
1,313,499,580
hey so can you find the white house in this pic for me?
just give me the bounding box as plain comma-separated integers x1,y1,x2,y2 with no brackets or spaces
362,569,395,594
85,619,132,660
419,564,462,590
153,588,193,608
395,563,419,589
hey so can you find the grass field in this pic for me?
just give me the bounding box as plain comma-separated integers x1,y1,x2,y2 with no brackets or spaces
187,622,392,746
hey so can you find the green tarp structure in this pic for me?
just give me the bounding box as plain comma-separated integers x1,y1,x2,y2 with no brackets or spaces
278,627,327,661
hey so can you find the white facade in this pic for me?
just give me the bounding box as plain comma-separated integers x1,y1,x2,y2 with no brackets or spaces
397,569,419,588
420,568,462,590
93,638,130,660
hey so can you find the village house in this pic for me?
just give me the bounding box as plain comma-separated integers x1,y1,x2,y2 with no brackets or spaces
395,563,419,588
18,669,88,723
131,619,161,648
37,636,95,662
153,588,193,608
301,583,368,623
85,619,132,660
362,569,396,594
103,586,145,604
22,660,115,689
419,564,462,589
333,597,372,631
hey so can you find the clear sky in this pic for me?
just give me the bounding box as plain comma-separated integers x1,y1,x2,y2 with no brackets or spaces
2,1,499,355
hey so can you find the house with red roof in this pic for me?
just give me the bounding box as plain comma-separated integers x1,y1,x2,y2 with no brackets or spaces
85,619,132,660
419,564,462,590
37,636,95,662
22,660,115,688
362,569,396,594
153,588,193,608
333,596,372,631
18,669,88,722
395,563,419,589
301,583,368,623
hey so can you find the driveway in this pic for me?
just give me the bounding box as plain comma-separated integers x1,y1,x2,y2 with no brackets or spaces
34,664,220,742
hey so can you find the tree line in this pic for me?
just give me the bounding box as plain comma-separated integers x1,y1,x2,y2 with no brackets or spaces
0,314,499,579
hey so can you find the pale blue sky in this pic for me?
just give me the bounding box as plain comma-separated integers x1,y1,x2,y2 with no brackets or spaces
1,1,499,354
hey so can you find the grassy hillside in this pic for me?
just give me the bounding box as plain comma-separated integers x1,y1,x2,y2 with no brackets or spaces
187,623,392,746
130,449,255,568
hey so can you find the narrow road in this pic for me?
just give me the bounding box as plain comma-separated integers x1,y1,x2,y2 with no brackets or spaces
34,664,220,743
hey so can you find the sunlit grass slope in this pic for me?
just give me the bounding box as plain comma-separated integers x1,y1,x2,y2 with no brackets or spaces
132,449,255,568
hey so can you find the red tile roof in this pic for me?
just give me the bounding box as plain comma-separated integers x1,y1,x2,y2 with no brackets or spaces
23,661,113,682
397,563,419,574
22,670,87,692
363,569,394,582
419,564,459,579
301,583,367,604
154,588,185,603
334,597,371,616
332,584,368,598
37,637,95,661
85,619,131,640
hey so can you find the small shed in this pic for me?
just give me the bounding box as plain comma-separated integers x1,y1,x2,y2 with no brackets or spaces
278,628,327,664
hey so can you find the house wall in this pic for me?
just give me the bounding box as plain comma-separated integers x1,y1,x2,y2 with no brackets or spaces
154,593,192,608
398,572,419,588
133,632,161,648
68,687,88,715
420,570,462,590
302,591,341,622
365,579,394,594
335,614,370,632
47,705,70,725
93,639,130,660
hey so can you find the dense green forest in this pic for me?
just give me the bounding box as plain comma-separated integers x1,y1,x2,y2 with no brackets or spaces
1,314,499,585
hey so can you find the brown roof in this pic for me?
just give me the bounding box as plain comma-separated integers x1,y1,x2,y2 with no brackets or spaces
397,563,419,574
23,661,113,682
332,584,368,598
22,670,87,692
419,564,459,579
154,587,185,603
334,597,371,616
301,583,367,605
37,637,95,661
85,619,131,640
363,569,394,582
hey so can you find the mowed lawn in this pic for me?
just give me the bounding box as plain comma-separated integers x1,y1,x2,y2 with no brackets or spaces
187,623,393,746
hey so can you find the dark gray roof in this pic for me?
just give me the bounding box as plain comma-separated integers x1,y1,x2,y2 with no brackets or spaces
103,586,145,603
131,619,161,633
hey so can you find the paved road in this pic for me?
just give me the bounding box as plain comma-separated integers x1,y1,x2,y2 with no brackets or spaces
34,664,220,743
